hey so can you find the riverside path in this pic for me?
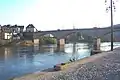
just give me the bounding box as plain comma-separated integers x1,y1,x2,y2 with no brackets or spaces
13,47,120,80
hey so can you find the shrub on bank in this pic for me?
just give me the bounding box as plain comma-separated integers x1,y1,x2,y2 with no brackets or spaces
39,37,57,45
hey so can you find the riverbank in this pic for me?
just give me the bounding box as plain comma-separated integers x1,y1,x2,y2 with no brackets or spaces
12,47,120,80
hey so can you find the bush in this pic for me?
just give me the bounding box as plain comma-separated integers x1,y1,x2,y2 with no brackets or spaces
39,37,57,45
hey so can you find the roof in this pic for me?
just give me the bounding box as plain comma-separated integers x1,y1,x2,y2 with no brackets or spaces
26,24,35,28
1,25,24,28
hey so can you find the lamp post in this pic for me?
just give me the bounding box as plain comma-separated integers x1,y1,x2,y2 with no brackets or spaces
105,0,117,51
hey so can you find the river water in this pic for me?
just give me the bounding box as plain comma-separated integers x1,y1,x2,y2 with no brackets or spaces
0,42,120,80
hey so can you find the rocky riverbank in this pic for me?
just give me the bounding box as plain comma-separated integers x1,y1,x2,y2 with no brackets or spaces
12,47,120,80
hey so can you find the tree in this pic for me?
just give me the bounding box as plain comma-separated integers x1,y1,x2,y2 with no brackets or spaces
39,36,57,45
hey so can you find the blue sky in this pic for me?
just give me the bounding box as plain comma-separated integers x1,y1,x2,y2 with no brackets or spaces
0,0,36,25
0,0,120,30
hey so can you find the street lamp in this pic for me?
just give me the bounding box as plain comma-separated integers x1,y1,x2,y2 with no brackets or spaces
105,0,117,51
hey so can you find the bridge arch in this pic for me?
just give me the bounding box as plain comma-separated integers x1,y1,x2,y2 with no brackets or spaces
98,29,120,42
59,32,94,43
42,34,55,38
38,33,57,45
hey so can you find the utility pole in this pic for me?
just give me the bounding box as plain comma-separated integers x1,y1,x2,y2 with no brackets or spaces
105,0,117,51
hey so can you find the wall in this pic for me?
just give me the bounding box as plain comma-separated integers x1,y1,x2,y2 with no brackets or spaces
26,28,34,32
34,39,39,45
59,39,65,45
23,32,34,40
4,33,12,39
0,39,11,45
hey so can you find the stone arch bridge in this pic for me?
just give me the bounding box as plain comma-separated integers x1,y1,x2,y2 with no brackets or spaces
23,26,120,45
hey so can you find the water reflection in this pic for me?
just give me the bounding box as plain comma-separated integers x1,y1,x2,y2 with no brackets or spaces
55,45,65,52
0,47,13,61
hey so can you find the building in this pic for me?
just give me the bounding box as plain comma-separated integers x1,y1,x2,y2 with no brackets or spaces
0,25,2,40
26,24,35,32
10,25,24,33
19,26,24,33
26,24,38,32
1,25,12,40
0,25,24,40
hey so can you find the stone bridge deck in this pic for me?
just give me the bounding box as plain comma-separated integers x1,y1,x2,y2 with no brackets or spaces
13,47,120,80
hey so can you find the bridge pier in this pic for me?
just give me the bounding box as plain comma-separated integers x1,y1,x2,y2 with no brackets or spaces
56,39,65,52
91,38,102,55
33,39,39,45
57,39,65,46
56,45,65,52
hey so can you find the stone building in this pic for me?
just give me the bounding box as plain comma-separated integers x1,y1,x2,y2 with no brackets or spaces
0,25,24,40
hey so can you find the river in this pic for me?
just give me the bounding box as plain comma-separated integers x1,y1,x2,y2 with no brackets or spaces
0,42,120,80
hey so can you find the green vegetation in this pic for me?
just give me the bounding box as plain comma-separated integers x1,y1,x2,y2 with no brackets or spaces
39,36,57,45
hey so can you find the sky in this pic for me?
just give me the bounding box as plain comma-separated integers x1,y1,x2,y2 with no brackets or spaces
0,0,120,31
